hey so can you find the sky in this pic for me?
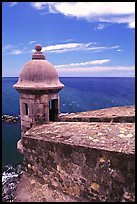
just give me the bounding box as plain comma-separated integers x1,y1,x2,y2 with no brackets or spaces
2,2,135,77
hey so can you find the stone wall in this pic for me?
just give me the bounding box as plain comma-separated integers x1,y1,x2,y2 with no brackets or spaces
59,105,135,123
22,137,135,202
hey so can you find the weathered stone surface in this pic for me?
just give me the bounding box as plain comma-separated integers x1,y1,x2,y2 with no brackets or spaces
24,122,135,155
20,120,135,202
17,139,24,154
59,105,135,123
14,172,89,202
14,105,135,202
21,115,32,123
21,120,32,128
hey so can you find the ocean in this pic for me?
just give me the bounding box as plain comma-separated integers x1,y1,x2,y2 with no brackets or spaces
2,77,135,167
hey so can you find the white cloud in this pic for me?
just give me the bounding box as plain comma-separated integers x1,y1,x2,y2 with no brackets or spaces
31,2,135,28
3,44,24,55
95,23,105,30
29,40,37,45
40,42,119,53
2,44,14,51
10,49,22,55
63,39,76,43
3,41,120,56
64,66,134,72
2,44,19,55
56,66,135,76
3,41,119,56
3,43,35,55
55,59,110,68
3,45,12,50
8,2,18,7
42,43,81,53
55,60,134,77
117,49,124,52
128,20,135,29
31,2,48,10
99,15,135,29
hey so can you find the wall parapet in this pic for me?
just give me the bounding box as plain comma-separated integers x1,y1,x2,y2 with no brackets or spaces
21,120,135,202
59,105,135,123
15,106,135,202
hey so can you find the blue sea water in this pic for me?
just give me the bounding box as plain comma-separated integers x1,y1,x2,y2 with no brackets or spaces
2,77,135,166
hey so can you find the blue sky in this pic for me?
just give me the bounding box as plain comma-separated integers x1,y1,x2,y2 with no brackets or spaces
2,2,135,77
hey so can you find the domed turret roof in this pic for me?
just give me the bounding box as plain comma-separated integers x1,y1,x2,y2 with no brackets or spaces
13,44,64,91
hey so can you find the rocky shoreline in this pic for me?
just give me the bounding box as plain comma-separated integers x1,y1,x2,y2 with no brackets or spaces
2,164,24,202
2,115,19,124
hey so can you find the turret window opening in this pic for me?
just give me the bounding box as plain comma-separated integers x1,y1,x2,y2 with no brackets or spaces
49,100,52,110
24,103,28,115
49,99,58,121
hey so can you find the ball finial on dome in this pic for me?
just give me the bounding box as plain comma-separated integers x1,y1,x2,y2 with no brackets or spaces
35,44,42,51
32,44,45,60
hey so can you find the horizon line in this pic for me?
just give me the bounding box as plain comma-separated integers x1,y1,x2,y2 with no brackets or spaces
2,76,135,78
